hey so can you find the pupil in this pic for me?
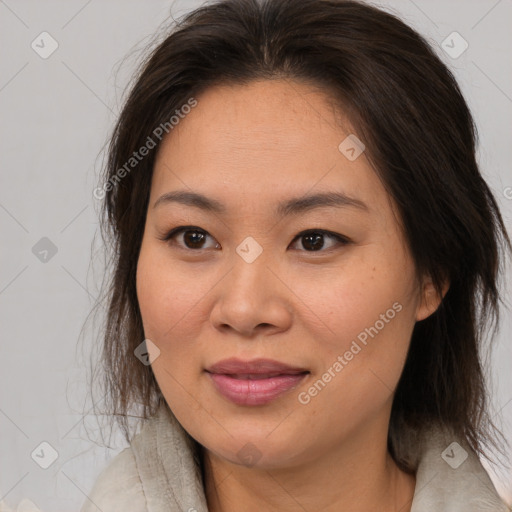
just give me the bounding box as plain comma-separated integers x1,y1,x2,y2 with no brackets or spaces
304,233,324,251
185,230,205,248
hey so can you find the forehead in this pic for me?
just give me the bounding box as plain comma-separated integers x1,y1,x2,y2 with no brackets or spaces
151,79,383,213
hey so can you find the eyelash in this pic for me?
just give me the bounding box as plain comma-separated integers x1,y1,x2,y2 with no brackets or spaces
158,225,351,253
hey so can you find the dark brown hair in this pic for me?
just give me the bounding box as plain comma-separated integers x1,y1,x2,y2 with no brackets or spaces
89,0,511,472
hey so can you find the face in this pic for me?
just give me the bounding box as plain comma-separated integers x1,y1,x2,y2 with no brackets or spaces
136,79,439,469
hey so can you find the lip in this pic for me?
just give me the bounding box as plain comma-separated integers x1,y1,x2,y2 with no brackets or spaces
205,358,309,406
206,357,308,375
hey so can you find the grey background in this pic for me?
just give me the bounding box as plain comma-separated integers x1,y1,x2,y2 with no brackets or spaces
0,0,511,510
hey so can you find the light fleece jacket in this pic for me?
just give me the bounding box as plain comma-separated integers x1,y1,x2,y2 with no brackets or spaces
75,402,509,512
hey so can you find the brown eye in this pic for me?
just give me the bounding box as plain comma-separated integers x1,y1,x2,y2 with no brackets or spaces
160,226,350,253
162,226,220,250
289,230,350,252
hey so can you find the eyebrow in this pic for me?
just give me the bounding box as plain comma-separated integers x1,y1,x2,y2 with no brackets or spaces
153,189,369,216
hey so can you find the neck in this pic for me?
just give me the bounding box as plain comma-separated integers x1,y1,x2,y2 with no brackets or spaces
201,426,416,512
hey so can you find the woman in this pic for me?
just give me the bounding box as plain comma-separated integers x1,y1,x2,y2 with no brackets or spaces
82,0,511,510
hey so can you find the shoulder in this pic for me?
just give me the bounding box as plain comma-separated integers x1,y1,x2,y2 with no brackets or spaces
411,424,510,511
80,447,147,512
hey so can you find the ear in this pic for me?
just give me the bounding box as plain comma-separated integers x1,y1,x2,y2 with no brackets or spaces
415,275,450,322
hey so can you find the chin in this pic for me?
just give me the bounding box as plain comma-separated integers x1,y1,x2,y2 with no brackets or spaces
200,431,308,470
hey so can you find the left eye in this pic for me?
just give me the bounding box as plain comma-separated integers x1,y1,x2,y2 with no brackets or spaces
289,230,350,252
160,226,349,252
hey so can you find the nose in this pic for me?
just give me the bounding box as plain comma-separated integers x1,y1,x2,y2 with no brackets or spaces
209,250,293,338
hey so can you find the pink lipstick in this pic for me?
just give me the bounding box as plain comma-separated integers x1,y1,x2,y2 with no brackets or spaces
205,358,309,406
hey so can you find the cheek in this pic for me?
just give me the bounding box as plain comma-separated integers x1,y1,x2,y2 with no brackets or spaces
293,260,409,345
292,255,416,395
136,245,205,340
136,246,206,409
294,283,413,440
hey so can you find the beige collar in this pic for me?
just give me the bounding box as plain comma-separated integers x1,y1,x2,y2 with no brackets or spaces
130,402,508,512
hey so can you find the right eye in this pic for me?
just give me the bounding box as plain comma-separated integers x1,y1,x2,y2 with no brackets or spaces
159,226,221,251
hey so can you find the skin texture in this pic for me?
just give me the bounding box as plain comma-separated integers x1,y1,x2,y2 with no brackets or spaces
136,79,446,512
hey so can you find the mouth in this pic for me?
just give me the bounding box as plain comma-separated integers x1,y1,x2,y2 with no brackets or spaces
205,358,309,406
221,372,306,380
